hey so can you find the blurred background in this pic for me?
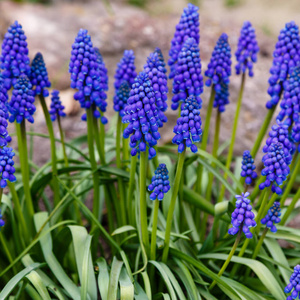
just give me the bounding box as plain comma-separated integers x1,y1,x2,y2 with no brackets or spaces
0,0,300,165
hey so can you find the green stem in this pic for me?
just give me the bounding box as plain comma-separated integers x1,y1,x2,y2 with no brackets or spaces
255,188,271,235
230,237,250,278
57,115,68,168
281,188,300,225
99,113,106,165
92,113,105,165
162,149,186,263
128,155,137,226
152,146,159,170
122,123,129,169
251,176,265,202
150,199,160,261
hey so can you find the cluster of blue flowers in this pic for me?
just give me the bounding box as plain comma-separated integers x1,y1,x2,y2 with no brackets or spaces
267,21,300,109
49,90,66,121
228,192,256,238
113,81,130,117
235,21,259,77
285,265,300,300
0,107,11,147
94,47,109,92
171,37,203,110
148,164,170,201
168,3,199,79
213,82,230,113
122,72,160,159
154,48,167,74
241,150,257,185
0,21,30,89
30,53,51,97
0,147,16,188
292,121,300,151
0,209,4,228
172,96,202,153
261,201,281,233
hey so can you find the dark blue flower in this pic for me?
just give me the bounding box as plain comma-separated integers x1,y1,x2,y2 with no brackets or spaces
228,192,256,238
292,121,300,152
168,3,199,79
0,21,31,89
0,73,9,116
267,21,300,109
0,146,16,188
122,71,161,159
171,37,203,111
0,103,11,146
94,47,108,92
148,164,170,200
277,66,300,125
241,150,257,185
8,74,36,124
285,265,300,300
113,80,130,116
144,52,168,125
30,53,51,97
235,21,259,77
0,209,4,228
259,142,290,195
261,201,281,233
213,82,230,113
49,90,66,122
154,47,167,74
172,96,202,153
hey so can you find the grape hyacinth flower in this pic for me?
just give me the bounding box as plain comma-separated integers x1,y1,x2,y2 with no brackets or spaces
144,52,168,125
168,3,199,79
172,96,202,153
171,37,203,110
228,192,256,238
0,146,16,188
0,21,31,89
8,74,36,124
49,90,66,122
0,74,9,120
267,21,300,109
259,142,290,195
261,201,281,233
113,81,130,117
213,82,230,113
0,209,4,228
235,21,259,77
285,265,300,300
94,48,108,92
0,104,11,146
122,71,160,159
241,150,257,185
292,121,300,152
148,164,170,201
154,47,167,74
30,53,51,97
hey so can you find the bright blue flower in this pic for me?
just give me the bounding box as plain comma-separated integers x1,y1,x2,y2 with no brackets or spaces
0,103,11,147
0,146,16,188
171,37,203,111
49,90,66,122
30,53,51,97
277,66,300,125
148,164,170,201
113,81,130,116
292,121,300,152
94,47,108,91
241,150,257,185
172,96,202,153
285,265,300,300
0,73,9,117
0,21,31,89
228,192,256,238
168,3,199,79
267,21,300,109
8,74,36,124
259,142,290,195
235,21,259,77
154,47,167,74
213,82,230,113
0,209,4,228
144,52,168,125
122,71,161,159
261,201,281,233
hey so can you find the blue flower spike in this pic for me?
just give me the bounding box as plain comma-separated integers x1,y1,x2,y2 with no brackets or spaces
168,3,199,79
0,209,4,228
49,90,66,122
171,37,203,111
285,265,300,300
30,52,51,97
228,192,256,238
235,21,259,77
0,146,16,188
8,74,36,124
148,164,170,201
154,47,167,74
267,21,300,109
94,47,108,92
213,82,230,113
292,121,300,152
261,201,281,233
0,21,30,89
113,81,130,117
0,73,9,108
122,71,161,159
241,150,257,185
172,96,202,153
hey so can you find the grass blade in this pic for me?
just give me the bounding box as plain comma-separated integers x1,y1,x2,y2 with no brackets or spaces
26,271,52,300
107,257,123,300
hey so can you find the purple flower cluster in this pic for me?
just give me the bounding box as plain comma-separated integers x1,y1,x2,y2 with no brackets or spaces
285,265,300,300
168,3,199,79
0,146,16,188
148,164,170,201
228,192,256,238
122,72,160,159
213,82,230,113
171,37,203,111
241,150,257,185
30,53,51,97
49,90,66,122
113,81,130,117
154,47,167,74
267,21,300,109
0,21,30,89
172,96,202,153
94,47,108,92
0,105,11,147
259,142,290,195
261,201,281,233
8,74,36,124
0,74,9,116
235,21,259,77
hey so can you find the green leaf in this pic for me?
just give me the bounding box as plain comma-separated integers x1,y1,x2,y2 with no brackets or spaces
26,271,52,300
97,258,109,300
134,282,149,299
107,257,123,300
140,271,152,300
112,225,137,236
119,267,134,300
